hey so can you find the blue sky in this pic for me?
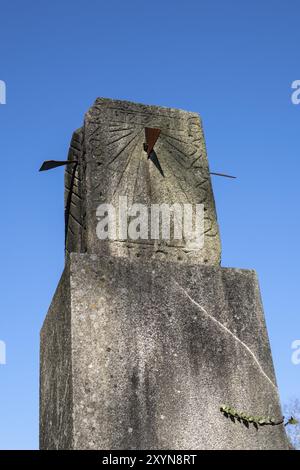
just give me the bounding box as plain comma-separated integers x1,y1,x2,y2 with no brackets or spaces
0,0,299,449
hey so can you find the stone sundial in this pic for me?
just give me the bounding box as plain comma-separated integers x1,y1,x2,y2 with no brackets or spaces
40,98,288,451
43,98,222,264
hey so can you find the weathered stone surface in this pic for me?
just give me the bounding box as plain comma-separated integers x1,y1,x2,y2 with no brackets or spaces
40,253,289,450
40,267,73,449
41,98,287,450
65,98,221,265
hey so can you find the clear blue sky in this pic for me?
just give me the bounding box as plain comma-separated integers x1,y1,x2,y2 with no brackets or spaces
0,0,299,450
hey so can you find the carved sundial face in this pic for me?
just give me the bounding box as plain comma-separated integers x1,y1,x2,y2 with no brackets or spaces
40,99,221,264
38,100,237,265
87,121,206,206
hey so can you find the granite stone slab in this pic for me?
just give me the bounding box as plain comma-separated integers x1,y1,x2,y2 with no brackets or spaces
40,253,289,450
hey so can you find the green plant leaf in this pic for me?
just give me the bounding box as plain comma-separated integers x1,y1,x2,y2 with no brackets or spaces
288,416,299,425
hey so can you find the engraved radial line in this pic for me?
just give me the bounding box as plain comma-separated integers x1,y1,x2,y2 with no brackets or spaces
69,147,81,155
189,154,202,166
68,191,82,201
68,224,75,235
195,178,209,187
164,138,200,170
161,131,191,145
112,130,143,198
66,171,80,182
88,125,104,138
70,197,83,208
109,132,141,165
91,180,101,191
106,132,133,146
162,140,188,169
69,212,83,227
108,127,136,133
163,155,191,204
65,186,80,197
162,131,199,158
66,181,79,192
188,152,201,168
163,138,190,159
89,137,103,144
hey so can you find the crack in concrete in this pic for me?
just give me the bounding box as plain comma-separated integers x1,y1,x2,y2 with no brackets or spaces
174,280,277,390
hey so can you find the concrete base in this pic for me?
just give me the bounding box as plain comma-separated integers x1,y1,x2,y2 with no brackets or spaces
40,253,289,449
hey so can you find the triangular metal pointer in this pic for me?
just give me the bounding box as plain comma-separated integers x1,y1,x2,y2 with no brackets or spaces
144,127,164,176
145,128,161,156
39,160,78,172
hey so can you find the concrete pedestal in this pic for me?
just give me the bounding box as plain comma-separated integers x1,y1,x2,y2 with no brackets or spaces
40,253,289,449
